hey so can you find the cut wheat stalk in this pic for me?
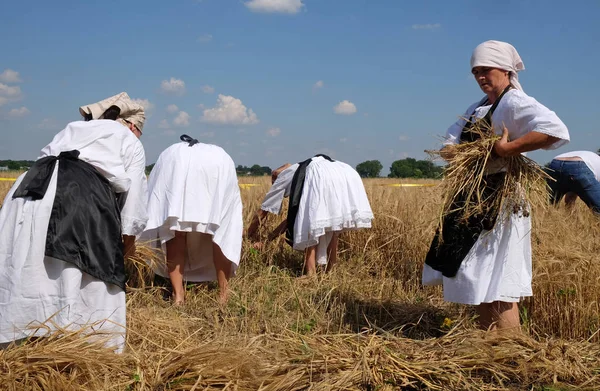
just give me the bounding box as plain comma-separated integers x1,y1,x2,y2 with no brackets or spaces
427,118,552,240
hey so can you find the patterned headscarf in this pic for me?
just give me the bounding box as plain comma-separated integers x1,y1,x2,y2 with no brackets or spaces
79,92,146,131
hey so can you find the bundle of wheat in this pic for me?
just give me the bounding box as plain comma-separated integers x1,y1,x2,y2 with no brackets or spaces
428,118,550,235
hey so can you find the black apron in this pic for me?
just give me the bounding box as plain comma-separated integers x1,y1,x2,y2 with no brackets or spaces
285,154,335,247
13,150,126,289
424,86,512,278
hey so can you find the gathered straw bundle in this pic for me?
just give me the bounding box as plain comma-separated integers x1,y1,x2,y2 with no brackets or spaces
428,118,551,235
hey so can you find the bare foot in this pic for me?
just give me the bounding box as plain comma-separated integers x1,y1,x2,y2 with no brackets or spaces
173,293,185,306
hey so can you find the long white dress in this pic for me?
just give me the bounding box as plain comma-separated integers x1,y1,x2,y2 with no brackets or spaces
141,141,243,281
261,156,373,265
0,120,148,351
422,89,570,305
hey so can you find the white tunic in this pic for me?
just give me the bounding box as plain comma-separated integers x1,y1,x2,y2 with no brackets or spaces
141,141,243,282
423,89,570,305
261,157,373,265
0,120,148,351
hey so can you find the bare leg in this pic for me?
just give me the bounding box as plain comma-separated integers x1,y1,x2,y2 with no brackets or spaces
303,245,317,276
166,231,187,305
212,242,232,305
476,301,520,331
325,233,340,273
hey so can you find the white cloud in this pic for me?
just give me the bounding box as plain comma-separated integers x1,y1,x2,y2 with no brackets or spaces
339,137,348,143
200,131,215,138
333,100,357,115
7,106,30,118
412,23,441,30
266,127,281,137
173,111,190,127
202,85,215,94
197,34,213,43
132,98,154,114
313,80,324,91
0,69,22,83
160,77,186,95
0,97,8,106
163,129,176,136
198,103,205,110
398,134,410,141
0,83,22,103
167,104,179,114
245,0,304,14
158,119,170,129
202,94,259,125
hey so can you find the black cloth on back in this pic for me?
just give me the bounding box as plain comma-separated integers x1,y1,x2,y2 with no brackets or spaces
13,150,126,289
285,154,334,247
425,86,512,277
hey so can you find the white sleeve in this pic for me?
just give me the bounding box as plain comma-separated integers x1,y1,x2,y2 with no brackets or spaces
444,101,481,146
509,94,570,150
120,140,148,236
260,165,297,214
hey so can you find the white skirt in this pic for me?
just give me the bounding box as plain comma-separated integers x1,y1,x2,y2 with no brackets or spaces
141,141,243,282
293,157,374,265
422,208,533,305
0,168,126,352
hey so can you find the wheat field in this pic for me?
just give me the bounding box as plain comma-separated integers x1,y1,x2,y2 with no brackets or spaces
1,172,600,390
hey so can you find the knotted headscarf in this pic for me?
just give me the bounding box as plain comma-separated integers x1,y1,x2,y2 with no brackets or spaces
470,40,525,91
79,92,146,131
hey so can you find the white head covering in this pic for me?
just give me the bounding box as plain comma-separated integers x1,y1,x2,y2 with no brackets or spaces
79,92,146,131
470,40,525,91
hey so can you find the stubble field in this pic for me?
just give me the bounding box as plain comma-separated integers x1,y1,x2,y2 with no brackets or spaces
1,173,600,390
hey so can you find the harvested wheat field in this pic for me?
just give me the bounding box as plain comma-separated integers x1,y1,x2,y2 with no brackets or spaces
1,175,600,391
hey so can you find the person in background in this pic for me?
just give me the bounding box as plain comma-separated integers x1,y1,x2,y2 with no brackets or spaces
545,150,600,214
0,92,148,352
141,135,243,305
247,155,373,276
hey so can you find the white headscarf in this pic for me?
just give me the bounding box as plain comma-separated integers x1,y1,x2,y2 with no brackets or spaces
470,40,525,91
79,92,146,131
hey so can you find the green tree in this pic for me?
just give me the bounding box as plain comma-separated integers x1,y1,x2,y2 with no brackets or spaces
7,161,21,170
355,160,383,178
389,158,443,178
145,163,155,175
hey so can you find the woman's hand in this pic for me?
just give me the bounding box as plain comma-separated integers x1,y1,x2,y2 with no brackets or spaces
493,126,511,157
251,242,264,250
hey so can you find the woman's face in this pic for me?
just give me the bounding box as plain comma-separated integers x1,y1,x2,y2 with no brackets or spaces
472,66,510,94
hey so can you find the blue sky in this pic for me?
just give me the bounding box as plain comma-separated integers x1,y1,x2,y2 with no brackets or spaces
1,0,598,174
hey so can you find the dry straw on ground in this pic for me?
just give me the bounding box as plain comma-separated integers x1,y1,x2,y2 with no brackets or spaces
1,174,600,390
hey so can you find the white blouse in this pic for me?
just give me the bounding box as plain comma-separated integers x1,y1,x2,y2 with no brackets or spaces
260,163,299,214
40,120,148,236
444,89,570,149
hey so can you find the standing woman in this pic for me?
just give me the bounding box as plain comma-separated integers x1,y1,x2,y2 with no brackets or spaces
423,41,570,331
0,92,148,352
247,155,374,275
141,135,243,305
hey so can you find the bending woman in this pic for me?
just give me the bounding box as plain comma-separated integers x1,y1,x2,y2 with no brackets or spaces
247,155,373,275
423,41,570,331
0,92,148,352
141,135,243,305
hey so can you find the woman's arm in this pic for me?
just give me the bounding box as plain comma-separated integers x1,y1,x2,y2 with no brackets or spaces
493,126,560,157
247,209,268,241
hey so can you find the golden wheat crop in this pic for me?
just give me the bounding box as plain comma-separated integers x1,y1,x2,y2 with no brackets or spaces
1,175,599,390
